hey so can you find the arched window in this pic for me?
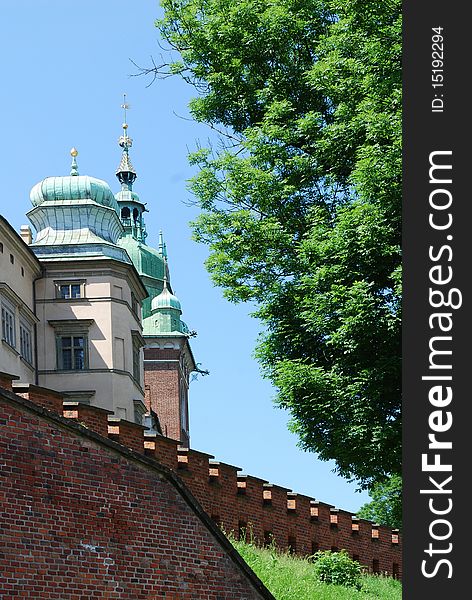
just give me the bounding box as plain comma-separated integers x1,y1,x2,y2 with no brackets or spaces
133,207,139,222
121,207,130,220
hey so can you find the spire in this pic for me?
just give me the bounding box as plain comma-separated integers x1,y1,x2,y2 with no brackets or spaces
116,94,137,189
158,231,168,259
70,147,79,176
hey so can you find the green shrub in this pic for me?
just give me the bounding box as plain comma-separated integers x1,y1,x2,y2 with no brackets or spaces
312,550,362,589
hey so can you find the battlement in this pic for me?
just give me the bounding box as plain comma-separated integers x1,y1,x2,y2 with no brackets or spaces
0,374,402,578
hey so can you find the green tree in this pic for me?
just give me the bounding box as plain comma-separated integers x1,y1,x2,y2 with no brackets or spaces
155,0,401,489
357,474,402,529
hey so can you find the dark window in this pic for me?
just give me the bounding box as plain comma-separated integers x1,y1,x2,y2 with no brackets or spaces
372,559,380,574
10,254,14,264
331,546,339,553
353,554,360,562
21,267,25,277
59,335,86,370
1,305,15,347
133,207,139,222
20,323,33,364
59,284,81,299
0,242,3,252
311,541,319,555
132,341,140,383
131,292,140,318
121,207,130,220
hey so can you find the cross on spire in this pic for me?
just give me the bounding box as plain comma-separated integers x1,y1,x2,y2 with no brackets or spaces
116,93,137,186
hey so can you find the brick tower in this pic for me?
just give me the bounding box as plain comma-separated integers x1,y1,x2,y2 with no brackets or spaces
114,107,196,446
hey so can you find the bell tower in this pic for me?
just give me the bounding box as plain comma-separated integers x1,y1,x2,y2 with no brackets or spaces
114,99,197,446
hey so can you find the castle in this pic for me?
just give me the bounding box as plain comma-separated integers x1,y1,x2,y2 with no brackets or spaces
0,118,401,596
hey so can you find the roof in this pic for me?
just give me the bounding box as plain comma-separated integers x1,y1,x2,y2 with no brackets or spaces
30,175,120,213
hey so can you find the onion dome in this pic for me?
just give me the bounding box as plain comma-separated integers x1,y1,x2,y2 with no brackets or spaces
144,274,190,336
27,148,126,257
151,277,182,312
30,149,119,213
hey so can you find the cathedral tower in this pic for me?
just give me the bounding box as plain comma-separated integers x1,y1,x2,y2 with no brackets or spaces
114,107,196,446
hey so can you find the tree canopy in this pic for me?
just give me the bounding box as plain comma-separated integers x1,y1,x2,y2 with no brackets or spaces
156,0,402,490
358,475,402,529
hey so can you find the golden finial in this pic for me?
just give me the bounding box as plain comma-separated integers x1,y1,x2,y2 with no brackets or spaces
70,147,79,176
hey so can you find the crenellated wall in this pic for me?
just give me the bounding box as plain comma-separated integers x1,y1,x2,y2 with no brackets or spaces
0,382,274,600
0,376,402,580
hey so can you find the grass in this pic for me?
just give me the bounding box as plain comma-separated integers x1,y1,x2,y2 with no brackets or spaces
231,538,402,600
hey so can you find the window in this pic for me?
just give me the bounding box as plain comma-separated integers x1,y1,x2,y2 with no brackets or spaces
59,283,81,299
0,242,3,252
131,292,140,317
121,206,130,222
131,330,144,385
55,280,85,300
9,254,14,264
132,342,140,383
48,319,94,372
1,304,15,347
20,322,33,364
59,335,86,370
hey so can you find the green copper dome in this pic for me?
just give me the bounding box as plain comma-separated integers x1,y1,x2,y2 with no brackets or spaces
30,175,119,213
27,149,126,257
151,279,182,312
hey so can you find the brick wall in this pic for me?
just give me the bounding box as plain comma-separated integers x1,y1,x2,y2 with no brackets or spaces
0,376,402,584
144,349,182,441
174,448,402,577
0,387,274,600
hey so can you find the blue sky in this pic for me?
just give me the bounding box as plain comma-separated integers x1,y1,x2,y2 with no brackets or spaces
0,0,369,511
